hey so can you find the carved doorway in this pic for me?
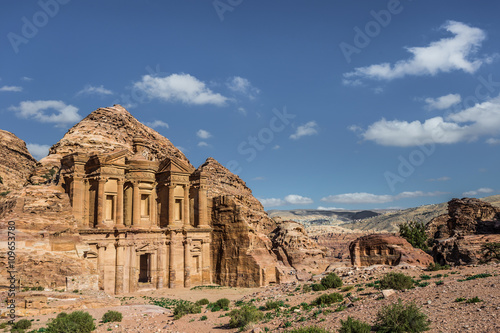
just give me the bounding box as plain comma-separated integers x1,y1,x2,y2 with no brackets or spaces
139,253,151,283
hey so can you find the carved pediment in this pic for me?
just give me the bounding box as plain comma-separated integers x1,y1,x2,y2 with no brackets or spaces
158,157,195,174
135,243,158,253
101,149,129,165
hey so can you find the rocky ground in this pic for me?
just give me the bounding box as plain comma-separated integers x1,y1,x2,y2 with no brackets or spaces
3,263,498,333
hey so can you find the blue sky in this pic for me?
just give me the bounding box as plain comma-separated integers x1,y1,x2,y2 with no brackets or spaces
1,0,500,210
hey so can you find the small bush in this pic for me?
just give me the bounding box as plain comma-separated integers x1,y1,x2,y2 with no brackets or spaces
302,284,312,293
311,283,326,291
207,298,230,312
341,286,354,292
173,302,201,319
375,299,430,333
338,316,371,333
200,315,208,321
13,319,32,330
228,305,264,329
320,273,343,289
419,274,431,280
102,310,122,323
379,272,414,290
465,296,482,304
399,221,428,251
265,300,285,310
427,263,450,271
46,311,96,333
312,293,343,306
454,297,466,302
195,298,210,306
287,326,329,333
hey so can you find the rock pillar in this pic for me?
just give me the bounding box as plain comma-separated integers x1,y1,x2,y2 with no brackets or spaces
115,179,124,227
132,181,140,226
198,183,209,227
168,185,175,226
202,239,212,284
183,185,190,227
71,176,85,227
169,238,176,288
97,243,107,290
115,242,124,294
96,178,106,228
184,239,191,288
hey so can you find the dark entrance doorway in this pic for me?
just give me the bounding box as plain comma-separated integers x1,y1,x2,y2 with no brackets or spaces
139,254,150,283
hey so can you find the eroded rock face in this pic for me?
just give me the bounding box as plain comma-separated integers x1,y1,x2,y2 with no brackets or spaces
429,198,500,265
198,158,281,287
0,130,37,192
349,234,434,268
270,221,331,275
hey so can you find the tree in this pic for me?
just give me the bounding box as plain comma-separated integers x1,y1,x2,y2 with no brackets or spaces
399,221,428,251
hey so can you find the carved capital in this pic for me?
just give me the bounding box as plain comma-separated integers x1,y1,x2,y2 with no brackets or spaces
97,242,108,249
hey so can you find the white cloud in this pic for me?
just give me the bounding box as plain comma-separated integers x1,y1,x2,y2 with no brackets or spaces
317,206,344,210
462,187,494,197
26,143,50,160
21,76,33,81
237,107,247,116
343,21,487,84
197,129,212,139
226,76,260,99
0,85,22,92
145,120,169,129
272,145,280,150
259,194,313,207
357,94,500,147
77,84,113,96
427,176,451,182
197,141,209,147
253,177,265,181
9,100,81,126
321,191,445,204
425,93,461,110
284,194,313,205
486,138,500,145
290,121,319,140
134,73,228,106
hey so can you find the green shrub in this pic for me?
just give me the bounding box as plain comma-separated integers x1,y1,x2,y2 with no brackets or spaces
46,311,96,333
341,286,354,292
287,326,329,333
465,296,482,304
338,316,371,333
265,300,285,310
311,283,326,291
228,305,263,329
375,299,430,333
379,272,414,290
102,310,122,323
195,298,210,306
481,242,500,262
419,274,431,280
399,221,428,251
302,284,312,293
459,273,492,281
200,315,208,321
311,293,343,306
173,302,201,319
454,297,466,302
320,273,343,289
207,298,230,312
427,263,450,271
13,319,32,330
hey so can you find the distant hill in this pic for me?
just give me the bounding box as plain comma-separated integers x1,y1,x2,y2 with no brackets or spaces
268,195,500,232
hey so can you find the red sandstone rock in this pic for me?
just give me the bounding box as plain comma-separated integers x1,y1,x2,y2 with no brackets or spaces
349,233,434,268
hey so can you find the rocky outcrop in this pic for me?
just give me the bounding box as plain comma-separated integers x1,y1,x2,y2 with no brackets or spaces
0,130,37,192
349,234,434,268
198,158,282,287
270,221,332,276
429,198,500,265
31,104,190,183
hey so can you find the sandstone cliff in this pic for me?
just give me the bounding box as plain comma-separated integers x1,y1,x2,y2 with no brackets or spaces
0,130,37,192
197,158,283,287
429,198,500,265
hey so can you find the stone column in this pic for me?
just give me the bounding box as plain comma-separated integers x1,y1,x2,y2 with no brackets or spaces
96,178,106,228
201,239,212,284
71,176,85,227
97,243,107,290
115,242,125,294
184,239,191,288
169,237,176,288
183,185,190,227
168,184,175,226
132,181,141,226
84,180,90,228
198,184,209,228
115,179,124,227
157,241,164,289
149,188,156,228
130,246,137,292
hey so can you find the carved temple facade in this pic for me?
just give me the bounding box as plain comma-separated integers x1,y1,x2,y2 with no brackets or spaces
60,138,212,294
